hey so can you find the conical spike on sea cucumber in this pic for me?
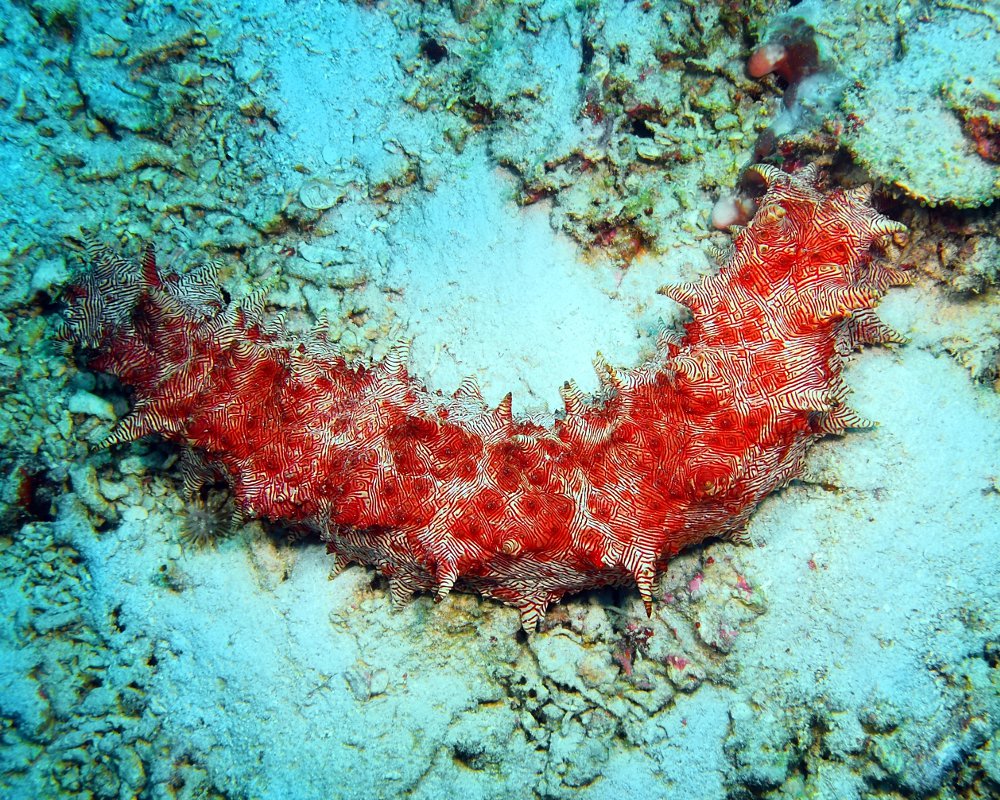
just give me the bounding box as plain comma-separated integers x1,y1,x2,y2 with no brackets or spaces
593,353,623,390
81,231,105,261
867,217,907,237
828,378,851,405
632,561,657,617
654,323,683,351
263,310,288,337
754,203,787,227
177,446,218,500
710,243,735,264
726,525,755,546
494,393,513,426
232,288,269,330
327,550,350,577
175,261,225,313
560,380,586,414
313,310,331,337
382,339,412,376
230,506,248,530
864,263,912,292
777,388,832,413
140,242,160,287
102,406,174,446
847,309,908,346
796,163,820,185
593,351,610,379
747,163,790,188
818,404,874,434
500,539,521,556
658,282,706,312
433,560,460,602
845,184,873,204
387,574,417,608
516,596,548,633
815,287,877,320
454,375,484,401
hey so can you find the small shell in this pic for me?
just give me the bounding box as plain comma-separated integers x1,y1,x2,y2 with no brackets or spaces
299,177,344,210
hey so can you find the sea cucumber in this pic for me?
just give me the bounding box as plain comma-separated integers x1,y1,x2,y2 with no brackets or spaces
61,164,908,630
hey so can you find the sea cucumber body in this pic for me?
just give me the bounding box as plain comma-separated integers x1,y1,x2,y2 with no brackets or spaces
63,165,907,628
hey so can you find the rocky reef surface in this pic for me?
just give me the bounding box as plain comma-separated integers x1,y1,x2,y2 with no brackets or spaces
1,1,999,799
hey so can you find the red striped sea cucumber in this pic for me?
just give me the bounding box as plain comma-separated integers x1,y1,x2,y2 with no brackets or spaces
61,164,909,630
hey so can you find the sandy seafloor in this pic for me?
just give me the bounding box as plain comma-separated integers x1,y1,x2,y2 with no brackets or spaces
1,0,999,798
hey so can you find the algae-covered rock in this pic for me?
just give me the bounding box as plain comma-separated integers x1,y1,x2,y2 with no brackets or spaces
753,1,999,208
390,0,773,257
842,30,1000,208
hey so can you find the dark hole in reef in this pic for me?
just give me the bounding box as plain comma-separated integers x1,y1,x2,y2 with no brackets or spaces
14,467,58,523
752,127,777,162
630,117,656,139
581,36,595,70
420,36,448,64
28,6,77,43
769,19,820,91
464,96,496,126
452,744,484,771
93,115,122,141
33,289,59,313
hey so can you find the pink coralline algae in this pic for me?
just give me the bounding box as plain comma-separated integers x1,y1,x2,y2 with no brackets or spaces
61,165,908,630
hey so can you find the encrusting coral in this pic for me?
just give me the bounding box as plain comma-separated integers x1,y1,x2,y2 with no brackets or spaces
61,164,908,630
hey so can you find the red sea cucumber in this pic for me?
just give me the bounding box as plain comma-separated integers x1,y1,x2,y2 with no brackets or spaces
61,165,909,630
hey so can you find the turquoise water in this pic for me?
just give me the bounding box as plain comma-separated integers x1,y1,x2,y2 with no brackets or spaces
1,1,999,798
